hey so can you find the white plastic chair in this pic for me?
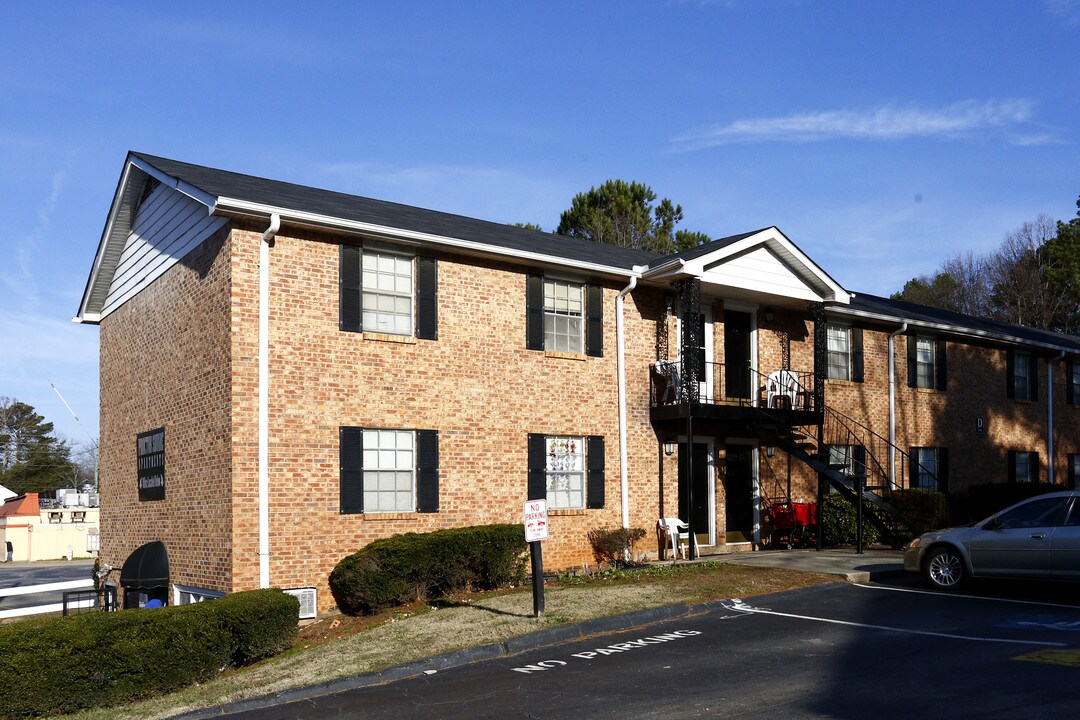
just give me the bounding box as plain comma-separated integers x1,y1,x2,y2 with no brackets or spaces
766,370,800,410
657,517,690,560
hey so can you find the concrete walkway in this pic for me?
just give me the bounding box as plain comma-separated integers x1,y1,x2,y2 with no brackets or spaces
672,547,905,583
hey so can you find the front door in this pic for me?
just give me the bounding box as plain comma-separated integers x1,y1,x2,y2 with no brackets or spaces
724,443,756,543
724,310,752,402
678,442,713,547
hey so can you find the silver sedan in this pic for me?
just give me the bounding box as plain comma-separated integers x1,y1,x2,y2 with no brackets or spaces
904,490,1080,590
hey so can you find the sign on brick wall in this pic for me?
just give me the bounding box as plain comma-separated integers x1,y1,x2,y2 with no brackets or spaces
137,427,165,501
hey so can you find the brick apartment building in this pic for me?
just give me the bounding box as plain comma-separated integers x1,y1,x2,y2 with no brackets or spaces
76,152,1080,611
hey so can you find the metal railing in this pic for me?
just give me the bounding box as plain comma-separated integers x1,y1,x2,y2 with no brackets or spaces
649,360,817,412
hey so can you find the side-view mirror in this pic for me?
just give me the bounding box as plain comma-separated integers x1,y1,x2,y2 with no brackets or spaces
982,518,1002,531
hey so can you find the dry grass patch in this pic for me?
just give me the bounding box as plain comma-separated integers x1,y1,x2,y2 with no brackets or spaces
59,563,832,720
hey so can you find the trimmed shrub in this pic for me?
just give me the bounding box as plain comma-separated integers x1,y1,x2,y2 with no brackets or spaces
949,482,1061,526
0,589,298,718
883,488,950,536
329,523,527,615
820,493,880,547
586,527,648,568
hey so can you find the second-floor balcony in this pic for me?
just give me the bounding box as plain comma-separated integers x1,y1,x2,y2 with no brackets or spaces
649,360,821,426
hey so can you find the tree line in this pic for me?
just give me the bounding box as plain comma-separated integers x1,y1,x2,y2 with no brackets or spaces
892,197,1080,334
0,397,96,496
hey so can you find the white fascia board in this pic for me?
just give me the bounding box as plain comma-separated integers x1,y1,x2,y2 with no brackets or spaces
76,156,218,324
76,161,136,323
129,156,218,211
829,306,1079,355
213,197,642,280
682,227,850,304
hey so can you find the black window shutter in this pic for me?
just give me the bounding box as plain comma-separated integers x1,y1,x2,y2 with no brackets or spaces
527,434,547,500
1006,350,1016,399
339,245,362,333
1070,455,1078,489
1008,450,1017,483
1032,452,1041,484
851,327,864,383
586,284,603,357
937,448,949,493
1068,359,1076,405
853,444,867,481
908,448,918,489
415,257,438,340
1030,356,1039,401
526,274,544,350
340,427,364,514
906,334,917,388
586,436,605,509
416,430,439,513
935,339,947,391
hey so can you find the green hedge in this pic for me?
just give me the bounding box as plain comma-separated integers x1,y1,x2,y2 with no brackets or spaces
329,523,527,615
949,482,1061,526
0,589,298,718
883,488,950,537
820,493,880,546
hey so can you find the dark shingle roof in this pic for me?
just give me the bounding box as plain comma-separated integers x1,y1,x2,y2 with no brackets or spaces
844,292,1080,352
132,152,661,272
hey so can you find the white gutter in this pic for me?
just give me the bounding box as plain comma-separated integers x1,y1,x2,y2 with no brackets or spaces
830,306,1078,356
258,213,280,588
888,323,908,487
616,268,644,531
213,197,641,282
1049,351,1065,484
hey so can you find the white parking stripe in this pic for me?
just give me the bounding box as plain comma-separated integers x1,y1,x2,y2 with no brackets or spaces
721,599,1067,647
851,582,1080,610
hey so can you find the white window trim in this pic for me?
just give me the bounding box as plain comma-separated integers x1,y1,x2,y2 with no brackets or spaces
915,336,936,389
363,428,416,513
826,322,851,381
545,435,586,510
362,247,415,337
543,278,584,354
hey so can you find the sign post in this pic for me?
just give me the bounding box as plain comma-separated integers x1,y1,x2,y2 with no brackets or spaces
523,499,549,618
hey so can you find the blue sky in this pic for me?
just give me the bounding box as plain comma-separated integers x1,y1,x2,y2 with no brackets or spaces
1,0,1078,445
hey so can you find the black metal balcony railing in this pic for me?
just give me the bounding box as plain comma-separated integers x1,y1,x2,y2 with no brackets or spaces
649,360,816,412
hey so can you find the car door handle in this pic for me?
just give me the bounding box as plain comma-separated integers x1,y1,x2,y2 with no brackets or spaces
1030,534,1046,539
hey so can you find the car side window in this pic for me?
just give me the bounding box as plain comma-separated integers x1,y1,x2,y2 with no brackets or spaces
1065,499,1080,527
994,498,1070,529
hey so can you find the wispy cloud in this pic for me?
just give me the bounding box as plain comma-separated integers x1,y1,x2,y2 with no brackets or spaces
1044,0,1080,27
0,171,65,312
671,99,1047,150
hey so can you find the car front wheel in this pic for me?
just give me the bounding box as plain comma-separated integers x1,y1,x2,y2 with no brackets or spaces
925,546,965,590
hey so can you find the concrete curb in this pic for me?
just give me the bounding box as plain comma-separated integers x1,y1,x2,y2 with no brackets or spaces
173,602,698,719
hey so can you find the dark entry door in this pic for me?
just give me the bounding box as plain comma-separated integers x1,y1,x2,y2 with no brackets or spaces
724,444,755,543
724,310,752,401
678,442,711,546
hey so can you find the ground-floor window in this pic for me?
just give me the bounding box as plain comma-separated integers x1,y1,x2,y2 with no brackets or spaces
1068,454,1080,490
339,427,439,514
173,584,225,605
527,434,605,509
1009,450,1039,483
910,447,948,491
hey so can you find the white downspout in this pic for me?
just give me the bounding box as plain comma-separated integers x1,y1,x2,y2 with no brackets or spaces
1049,351,1065,485
258,213,280,588
888,323,908,488
616,268,643,531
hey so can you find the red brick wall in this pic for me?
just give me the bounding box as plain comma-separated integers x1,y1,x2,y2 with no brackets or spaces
98,225,234,596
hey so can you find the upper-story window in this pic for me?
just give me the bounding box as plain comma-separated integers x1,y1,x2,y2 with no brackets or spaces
907,335,946,390
544,279,584,354
1067,359,1080,405
1007,349,1037,401
339,244,438,339
826,323,850,381
363,250,413,336
526,274,603,356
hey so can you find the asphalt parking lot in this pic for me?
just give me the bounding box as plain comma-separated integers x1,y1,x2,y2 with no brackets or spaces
212,579,1080,720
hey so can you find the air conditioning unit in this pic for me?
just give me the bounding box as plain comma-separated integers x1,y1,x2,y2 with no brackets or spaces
283,587,317,620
